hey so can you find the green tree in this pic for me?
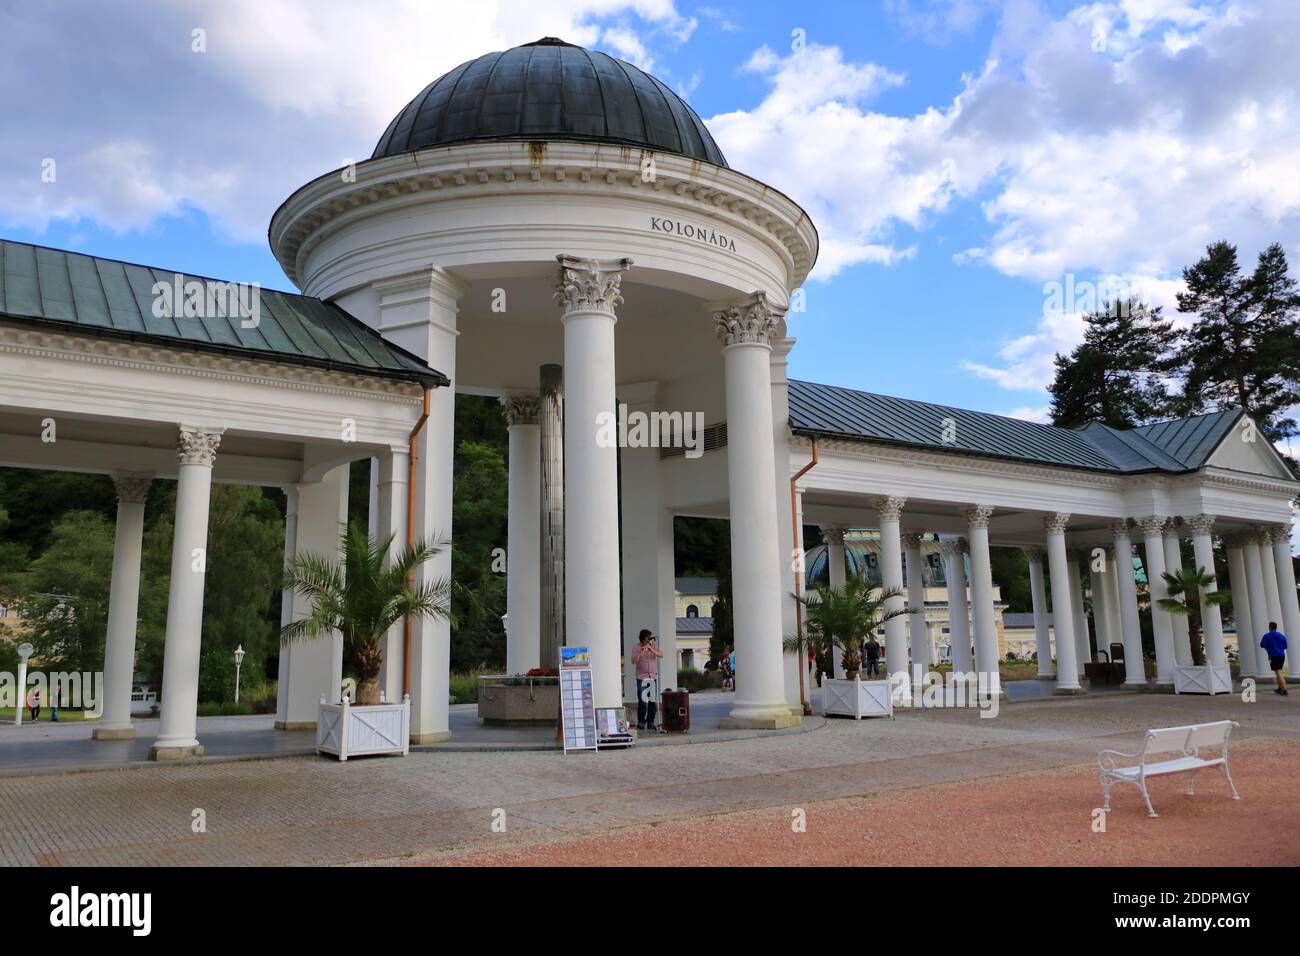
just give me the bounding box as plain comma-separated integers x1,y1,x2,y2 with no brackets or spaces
19,510,115,671
787,577,913,677
1048,299,1176,428
451,439,508,670
283,521,451,705
1173,241,1300,440
1156,566,1231,667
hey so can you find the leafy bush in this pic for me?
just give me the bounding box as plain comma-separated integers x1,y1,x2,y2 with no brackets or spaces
672,668,721,693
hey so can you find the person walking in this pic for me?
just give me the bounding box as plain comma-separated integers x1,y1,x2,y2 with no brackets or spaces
27,687,40,722
632,629,663,730
1261,622,1289,695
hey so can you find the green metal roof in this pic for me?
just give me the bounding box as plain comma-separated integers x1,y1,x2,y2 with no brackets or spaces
788,380,1242,475
0,239,448,388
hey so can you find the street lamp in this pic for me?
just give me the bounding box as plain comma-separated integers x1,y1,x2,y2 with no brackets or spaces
233,644,245,704
14,643,33,727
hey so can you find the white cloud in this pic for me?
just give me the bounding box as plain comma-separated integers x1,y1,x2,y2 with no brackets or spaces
0,0,692,243
1002,405,1053,423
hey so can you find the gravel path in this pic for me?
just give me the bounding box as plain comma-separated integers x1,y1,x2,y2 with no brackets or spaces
428,739,1300,867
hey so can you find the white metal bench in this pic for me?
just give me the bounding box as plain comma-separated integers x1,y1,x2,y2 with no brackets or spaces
1098,720,1241,817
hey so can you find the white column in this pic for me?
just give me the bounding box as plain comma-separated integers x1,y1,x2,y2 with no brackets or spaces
501,395,542,676
714,292,796,728
1258,527,1285,640
1067,551,1090,676
375,451,407,702
771,338,804,712
823,526,847,679
903,533,930,679
1225,538,1256,679
1089,555,1113,667
1024,547,1053,678
94,474,152,740
1105,549,1124,662
965,505,1001,693
276,465,349,728
618,383,675,701
1269,523,1300,677
1186,515,1227,670
876,497,910,694
150,425,221,760
1244,531,1275,680
940,537,973,674
275,487,300,723
1137,517,1176,686
1112,522,1147,686
1163,522,1192,665
1043,513,1081,693
555,257,629,712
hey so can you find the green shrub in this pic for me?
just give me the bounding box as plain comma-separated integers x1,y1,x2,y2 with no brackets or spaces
672,668,721,693
197,701,254,717
449,671,481,704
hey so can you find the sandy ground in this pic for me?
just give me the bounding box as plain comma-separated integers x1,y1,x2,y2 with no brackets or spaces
427,739,1300,866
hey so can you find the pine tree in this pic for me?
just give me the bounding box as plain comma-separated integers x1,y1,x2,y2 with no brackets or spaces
1173,241,1300,440
1048,299,1176,428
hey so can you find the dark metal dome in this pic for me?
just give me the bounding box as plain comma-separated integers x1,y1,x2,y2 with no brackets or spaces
373,37,728,167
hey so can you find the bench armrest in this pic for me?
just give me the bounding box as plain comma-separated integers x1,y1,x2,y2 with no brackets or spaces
1097,748,1142,772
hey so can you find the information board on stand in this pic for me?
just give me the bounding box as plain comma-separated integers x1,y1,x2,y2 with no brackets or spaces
559,646,596,753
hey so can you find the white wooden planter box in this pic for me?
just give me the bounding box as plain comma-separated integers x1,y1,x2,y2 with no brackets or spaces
316,694,410,761
1173,665,1232,696
823,678,893,719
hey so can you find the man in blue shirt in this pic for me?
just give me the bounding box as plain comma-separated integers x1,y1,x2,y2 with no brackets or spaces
1260,622,1289,695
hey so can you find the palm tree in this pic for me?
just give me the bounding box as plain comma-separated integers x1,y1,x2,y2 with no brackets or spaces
1157,565,1230,667
282,521,451,705
785,576,914,679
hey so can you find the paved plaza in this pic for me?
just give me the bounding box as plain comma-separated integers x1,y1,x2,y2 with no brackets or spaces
0,690,1295,866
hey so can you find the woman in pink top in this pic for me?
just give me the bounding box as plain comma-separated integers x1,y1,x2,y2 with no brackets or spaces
632,629,663,730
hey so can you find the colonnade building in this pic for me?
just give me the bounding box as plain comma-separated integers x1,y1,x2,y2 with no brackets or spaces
2,38,1295,755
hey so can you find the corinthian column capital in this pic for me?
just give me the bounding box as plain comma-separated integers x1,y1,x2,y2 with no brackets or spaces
554,255,632,316
901,532,925,550
873,496,907,523
713,291,785,348
1043,512,1071,535
1021,546,1044,562
499,394,541,427
1184,514,1216,536
1136,516,1168,538
177,425,222,467
963,504,994,529
820,526,847,546
112,473,153,504
940,538,965,558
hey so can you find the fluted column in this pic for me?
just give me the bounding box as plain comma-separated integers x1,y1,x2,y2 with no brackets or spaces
822,526,847,679
1067,550,1090,676
1224,536,1256,679
1043,513,1082,692
715,292,796,728
1088,553,1113,667
903,533,931,680
1258,527,1285,640
940,537,973,673
150,425,221,760
1242,532,1274,681
875,496,910,692
94,474,153,740
1163,521,1192,665
501,395,542,676
1137,516,1176,686
1186,515,1227,670
1112,522,1147,686
1024,547,1053,678
1269,523,1300,677
556,257,630,710
965,505,1000,693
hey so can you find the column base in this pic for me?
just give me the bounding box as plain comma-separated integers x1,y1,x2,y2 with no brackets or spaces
92,726,136,740
1122,680,1151,690
410,731,451,744
1053,685,1087,696
1144,682,1176,694
1034,673,1056,681
274,720,317,731
149,743,204,761
718,710,801,731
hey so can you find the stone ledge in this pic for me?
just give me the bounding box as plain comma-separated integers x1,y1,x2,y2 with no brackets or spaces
149,744,204,761
91,727,136,741
1052,687,1088,696
717,712,801,731
410,731,451,745
274,720,317,731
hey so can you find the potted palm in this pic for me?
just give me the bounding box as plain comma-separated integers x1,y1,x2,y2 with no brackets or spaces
283,521,451,759
1158,566,1232,695
787,577,914,719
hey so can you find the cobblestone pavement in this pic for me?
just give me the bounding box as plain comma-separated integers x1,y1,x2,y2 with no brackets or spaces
2,692,1295,866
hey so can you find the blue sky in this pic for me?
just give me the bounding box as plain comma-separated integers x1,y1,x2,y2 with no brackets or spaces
3,0,1298,424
